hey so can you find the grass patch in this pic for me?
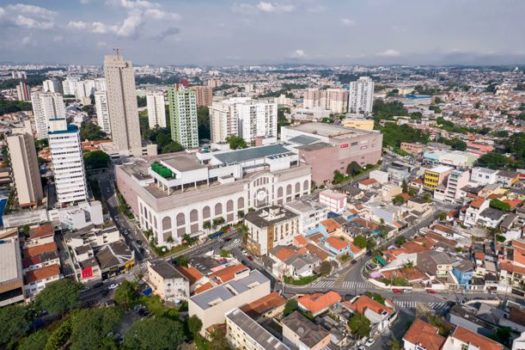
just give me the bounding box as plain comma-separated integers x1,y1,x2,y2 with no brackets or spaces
284,274,320,286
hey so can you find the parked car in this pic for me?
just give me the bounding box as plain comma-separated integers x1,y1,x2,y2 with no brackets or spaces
108,283,119,290
392,288,404,294
426,289,437,294
365,338,375,347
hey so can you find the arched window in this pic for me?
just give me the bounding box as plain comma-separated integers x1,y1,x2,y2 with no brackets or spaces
295,182,301,193
203,206,211,219
226,200,234,212
303,179,309,192
162,217,171,230
277,187,283,198
190,209,198,222
176,213,185,226
286,184,292,195
215,203,223,216
237,197,245,210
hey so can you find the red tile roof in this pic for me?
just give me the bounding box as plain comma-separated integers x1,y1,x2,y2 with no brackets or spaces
210,264,249,283
29,223,54,239
451,326,503,350
325,236,349,251
294,235,308,247
403,319,445,350
305,243,330,261
240,292,286,317
320,219,341,232
298,291,341,316
345,295,393,316
359,178,377,186
176,266,203,285
24,242,57,258
194,282,214,295
470,197,485,209
24,264,60,284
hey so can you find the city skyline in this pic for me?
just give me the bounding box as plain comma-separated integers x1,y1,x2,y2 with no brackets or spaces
0,0,525,66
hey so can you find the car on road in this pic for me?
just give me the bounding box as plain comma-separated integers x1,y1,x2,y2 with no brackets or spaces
392,288,404,294
426,289,437,294
108,283,119,290
365,338,375,347
93,282,104,289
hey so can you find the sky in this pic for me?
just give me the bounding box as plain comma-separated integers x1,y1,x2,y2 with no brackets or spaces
1,0,525,66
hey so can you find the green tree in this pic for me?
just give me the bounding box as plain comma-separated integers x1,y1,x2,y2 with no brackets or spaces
161,141,184,154
346,161,362,176
490,199,511,212
283,299,298,317
197,106,210,140
226,135,247,150
44,319,71,350
389,337,402,350
70,307,123,350
476,152,509,169
366,237,376,251
84,150,110,170
79,122,107,141
395,236,406,246
19,330,49,350
372,99,408,121
332,170,347,184
220,249,231,258
123,317,185,350
114,280,139,308
348,313,371,339
392,194,406,206
137,96,147,107
35,279,82,315
401,179,408,193
0,305,30,346
208,330,231,350
188,315,203,339
353,235,367,249
319,261,332,275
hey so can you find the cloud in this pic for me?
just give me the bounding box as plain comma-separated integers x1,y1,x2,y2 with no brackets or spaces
68,20,88,29
115,0,157,10
116,14,143,38
234,1,294,14
154,26,180,40
291,49,306,58
1,4,56,30
144,8,180,20
341,18,355,27
378,49,401,57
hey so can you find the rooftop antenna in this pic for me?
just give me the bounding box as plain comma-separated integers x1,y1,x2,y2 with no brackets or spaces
113,48,121,57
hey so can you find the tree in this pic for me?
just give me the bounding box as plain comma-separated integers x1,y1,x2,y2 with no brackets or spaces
208,330,231,350
395,236,406,246
19,330,49,350
392,194,406,206
70,307,123,350
137,95,147,107
319,261,332,275
123,317,185,350
226,135,247,150
114,280,139,308
333,170,347,184
188,315,203,339
401,179,408,193
389,337,402,350
346,161,362,176
44,319,71,350
161,141,184,154
0,305,30,346
490,199,511,212
283,299,298,317
84,150,110,170
79,122,107,141
476,152,508,169
366,237,376,251
197,106,210,140
353,235,367,249
348,313,371,339
35,279,82,315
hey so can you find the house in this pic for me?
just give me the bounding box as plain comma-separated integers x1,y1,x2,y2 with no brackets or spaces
402,319,445,350
496,170,519,187
442,326,503,350
147,261,189,303
358,178,378,190
416,251,454,279
24,264,61,298
226,308,289,350
324,236,350,256
407,197,431,213
282,311,331,350
343,295,395,332
188,270,271,333
297,291,341,317
285,199,328,235
463,197,490,227
471,167,498,186
209,264,250,284
477,208,506,229
25,223,55,247
452,260,475,287
423,165,453,191
269,245,321,280
240,292,286,320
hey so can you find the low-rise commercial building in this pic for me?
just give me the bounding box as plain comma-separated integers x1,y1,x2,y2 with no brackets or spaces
147,261,189,303
424,166,453,191
0,237,25,306
188,270,271,333
225,308,289,350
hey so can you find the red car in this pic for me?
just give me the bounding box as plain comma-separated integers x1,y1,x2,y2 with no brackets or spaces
392,288,404,294
426,289,437,294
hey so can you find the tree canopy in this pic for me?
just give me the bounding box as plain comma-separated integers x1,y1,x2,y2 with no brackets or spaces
79,122,107,141
35,279,82,315
226,135,247,150
476,152,509,170
197,106,210,140
123,316,185,350
283,299,298,317
353,235,367,249
0,304,30,346
84,150,110,170
70,307,123,350
18,330,49,350
114,280,139,308
372,99,408,121
348,313,371,339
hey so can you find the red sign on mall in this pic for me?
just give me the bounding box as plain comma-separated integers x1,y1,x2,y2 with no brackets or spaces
340,144,349,148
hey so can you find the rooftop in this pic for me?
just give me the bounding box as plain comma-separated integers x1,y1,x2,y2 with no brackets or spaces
240,291,286,319
226,308,289,350
245,206,298,228
213,144,291,165
149,261,186,280
286,122,369,138
403,319,445,350
450,326,503,350
298,291,341,315
190,270,269,310
281,311,330,348
0,237,23,284
287,135,320,145
24,264,60,284
161,153,206,172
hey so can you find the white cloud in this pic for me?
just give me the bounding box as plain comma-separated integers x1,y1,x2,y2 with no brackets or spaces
145,8,180,20
115,0,157,10
292,49,306,58
1,4,56,29
116,14,143,37
234,1,294,14
68,20,88,29
378,49,401,57
341,18,355,27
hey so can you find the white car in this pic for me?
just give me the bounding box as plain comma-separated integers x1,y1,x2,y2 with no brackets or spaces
108,283,119,290
365,338,375,347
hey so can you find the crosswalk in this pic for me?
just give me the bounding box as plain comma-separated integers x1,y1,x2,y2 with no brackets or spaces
309,279,374,290
393,300,449,311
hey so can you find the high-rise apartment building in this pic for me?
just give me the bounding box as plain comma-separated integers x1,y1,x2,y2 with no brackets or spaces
191,85,213,107
303,88,348,114
62,77,79,96
303,88,321,109
94,91,111,134
16,81,30,101
6,133,43,207
207,79,222,88
168,86,199,149
48,118,88,205
31,92,66,139
43,79,62,94
146,91,166,128
104,53,142,154
210,97,278,144
348,76,374,114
